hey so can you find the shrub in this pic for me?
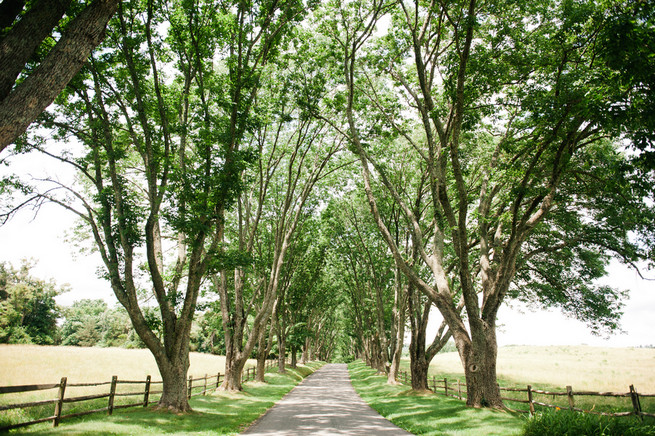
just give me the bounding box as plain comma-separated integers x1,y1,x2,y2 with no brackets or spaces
523,410,655,436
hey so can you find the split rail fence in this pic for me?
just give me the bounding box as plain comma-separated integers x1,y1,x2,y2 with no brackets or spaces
0,359,277,432
396,369,655,421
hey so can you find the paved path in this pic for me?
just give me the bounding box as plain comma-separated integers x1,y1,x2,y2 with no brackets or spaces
242,363,412,435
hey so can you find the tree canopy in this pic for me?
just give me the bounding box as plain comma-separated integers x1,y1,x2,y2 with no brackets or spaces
1,0,653,412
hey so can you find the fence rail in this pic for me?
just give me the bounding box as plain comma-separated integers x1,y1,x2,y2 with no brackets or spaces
0,359,277,432
395,368,653,420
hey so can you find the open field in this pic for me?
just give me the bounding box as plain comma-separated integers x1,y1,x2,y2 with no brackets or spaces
0,344,253,386
424,345,655,393
0,345,258,430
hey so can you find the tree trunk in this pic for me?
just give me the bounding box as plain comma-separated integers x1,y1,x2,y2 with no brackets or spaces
255,332,267,382
409,319,430,392
221,354,247,391
291,346,297,368
0,0,120,151
454,324,504,408
388,268,406,385
155,353,191,412
302,337,310,364
277,330,286,373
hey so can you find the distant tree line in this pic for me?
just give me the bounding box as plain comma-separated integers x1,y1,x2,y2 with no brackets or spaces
0,260,235,354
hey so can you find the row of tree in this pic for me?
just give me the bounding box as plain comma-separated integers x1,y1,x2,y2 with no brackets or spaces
2,0,653,415
1,261,337,361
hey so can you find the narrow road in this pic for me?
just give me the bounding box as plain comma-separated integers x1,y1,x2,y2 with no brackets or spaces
241,363,412,435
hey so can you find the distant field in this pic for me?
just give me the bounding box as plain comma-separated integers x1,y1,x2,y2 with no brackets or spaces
425,345,655,393
0,344,253,386
0,345,258,430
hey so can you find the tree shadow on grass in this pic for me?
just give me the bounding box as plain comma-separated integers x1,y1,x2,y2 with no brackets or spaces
349,362,525,436
18,366,322,436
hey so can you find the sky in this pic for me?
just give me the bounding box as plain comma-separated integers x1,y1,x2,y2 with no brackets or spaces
1,151,654,349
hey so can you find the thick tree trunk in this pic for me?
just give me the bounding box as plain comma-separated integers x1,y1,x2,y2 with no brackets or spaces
302,337,310,364
409,321,430,392
454,324,504,408
291,346,297,368
277,331,286,373
388,321,404,384
255,332,268,383
220,354,247,391
157,357,191,412
388,269,406,385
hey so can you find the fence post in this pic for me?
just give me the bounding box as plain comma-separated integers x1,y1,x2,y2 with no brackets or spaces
527,385,535,415
143,375,151,407
216,373,221,389
187,376,193,400
630,385,643,421
443,378,448,397
432,376,436,392
458,380,462,399
566,385,574,410
203,374,208,395
108,376,118,416
53,377,67,427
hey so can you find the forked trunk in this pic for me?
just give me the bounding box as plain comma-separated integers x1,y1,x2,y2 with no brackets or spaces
220,355,247,391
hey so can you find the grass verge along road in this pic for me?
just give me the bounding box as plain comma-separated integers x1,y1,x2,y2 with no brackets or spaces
348,361,524,436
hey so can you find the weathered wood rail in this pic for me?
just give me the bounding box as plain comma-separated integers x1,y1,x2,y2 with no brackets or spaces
396,368,654,420
0,359,276,432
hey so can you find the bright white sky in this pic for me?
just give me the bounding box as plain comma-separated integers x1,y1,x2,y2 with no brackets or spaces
1,151,654,348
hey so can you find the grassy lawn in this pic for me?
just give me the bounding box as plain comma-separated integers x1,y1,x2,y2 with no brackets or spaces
11,362,323,435
348,361,524,435
400,346,655,416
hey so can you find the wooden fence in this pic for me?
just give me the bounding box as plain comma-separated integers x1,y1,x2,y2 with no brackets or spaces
396,369,655,420
0,359,277,432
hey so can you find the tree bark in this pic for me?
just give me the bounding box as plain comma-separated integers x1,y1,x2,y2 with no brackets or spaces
156,354,191,412
456,322,504,408
0,0,120,151
388,267,406,385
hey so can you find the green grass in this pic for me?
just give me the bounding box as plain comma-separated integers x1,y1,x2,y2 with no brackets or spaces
348,361,524,435
523,409,655,436
10,362,323,435
399,355,655,417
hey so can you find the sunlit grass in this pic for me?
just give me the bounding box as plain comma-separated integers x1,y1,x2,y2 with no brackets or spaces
0,344,251,386
12,362,323,435
348,361,524,435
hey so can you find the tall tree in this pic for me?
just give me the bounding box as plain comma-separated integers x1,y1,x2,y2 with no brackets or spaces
4,0,304,412
215,50,343,389
318,0,655,408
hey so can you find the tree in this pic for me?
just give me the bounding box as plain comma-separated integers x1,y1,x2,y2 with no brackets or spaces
0,260,64,345
0,0,120,151
6,0,306,412
317,0,655,408
215,61,344,389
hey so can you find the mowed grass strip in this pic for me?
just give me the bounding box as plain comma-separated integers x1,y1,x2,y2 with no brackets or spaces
348,361,524,436
11,362,323,435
